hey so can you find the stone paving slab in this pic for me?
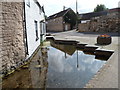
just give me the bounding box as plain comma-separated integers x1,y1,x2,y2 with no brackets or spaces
85,48,118,88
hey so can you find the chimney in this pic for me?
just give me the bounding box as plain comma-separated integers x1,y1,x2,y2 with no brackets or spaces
63,6,65,10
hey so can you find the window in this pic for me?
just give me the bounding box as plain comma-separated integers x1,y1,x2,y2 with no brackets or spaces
40,21,46,41
34,21,39,41
26,0,30,7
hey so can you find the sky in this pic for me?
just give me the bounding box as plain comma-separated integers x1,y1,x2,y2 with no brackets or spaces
38,0,120,16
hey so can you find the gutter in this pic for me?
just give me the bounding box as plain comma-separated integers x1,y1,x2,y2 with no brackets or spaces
23,0,29,55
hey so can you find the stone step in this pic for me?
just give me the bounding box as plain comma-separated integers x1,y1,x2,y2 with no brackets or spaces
76,43,87,49
95,48,114,60
54,39,79,45
84,45,98,52
46,36,54,40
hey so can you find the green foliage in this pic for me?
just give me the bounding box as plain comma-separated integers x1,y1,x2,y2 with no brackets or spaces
45,15,47,20
94,4,108,12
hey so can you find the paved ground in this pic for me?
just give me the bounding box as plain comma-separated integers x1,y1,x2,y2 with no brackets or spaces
48,30,119,88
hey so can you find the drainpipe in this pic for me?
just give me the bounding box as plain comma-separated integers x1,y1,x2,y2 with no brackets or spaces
23,0,29,55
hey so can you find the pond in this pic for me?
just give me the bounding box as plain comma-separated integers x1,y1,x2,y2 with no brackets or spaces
1,40,107,88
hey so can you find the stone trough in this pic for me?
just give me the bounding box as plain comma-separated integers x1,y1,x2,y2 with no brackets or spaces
46,37,114,60
95,48,114,60
54,39,79,45
76,43,87,50
83,45,98,54
46,36,54,40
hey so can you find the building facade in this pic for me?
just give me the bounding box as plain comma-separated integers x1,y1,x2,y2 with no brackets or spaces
78,8,120,32
25,0,46,57
46,8,77,32
0,0,46,74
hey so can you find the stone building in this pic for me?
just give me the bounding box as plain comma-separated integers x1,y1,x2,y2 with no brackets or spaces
46,8,77,32
79,10,107,23
78,8,120,32
0,0,46,75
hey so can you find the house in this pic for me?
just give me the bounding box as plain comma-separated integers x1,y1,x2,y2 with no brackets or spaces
79,8,120,23
46,8,77,32
0,0,46,74
78,8,120,32
25,0,46,56
50,40,76,56
79,11,107,23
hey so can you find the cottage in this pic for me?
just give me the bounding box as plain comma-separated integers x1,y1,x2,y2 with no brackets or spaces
25,0,46,56
46,8,77,32
0,0,46,74
78,8,120,32
79,10,107,23
79,8,120,23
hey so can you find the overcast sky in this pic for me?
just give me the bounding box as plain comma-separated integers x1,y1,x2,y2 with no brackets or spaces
38,0,120,16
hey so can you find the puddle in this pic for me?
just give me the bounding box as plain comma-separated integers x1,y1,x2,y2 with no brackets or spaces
46,41,106,88
1,40,111,88
1,48,48,88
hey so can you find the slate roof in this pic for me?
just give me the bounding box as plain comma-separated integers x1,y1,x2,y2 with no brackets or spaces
79,8,120,20
108,8,120,13
51,42,76,55
34,0,45,13
47,8,71,20
79,11,107,20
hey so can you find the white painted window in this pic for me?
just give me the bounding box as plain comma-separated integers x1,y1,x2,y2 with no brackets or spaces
40,21,46,34
34,21,39,41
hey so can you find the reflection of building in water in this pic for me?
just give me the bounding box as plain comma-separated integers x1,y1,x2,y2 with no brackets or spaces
29,47,48,88
2,48,48,88
50,40,76,58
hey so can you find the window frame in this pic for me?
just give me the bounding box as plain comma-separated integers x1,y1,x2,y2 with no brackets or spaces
26,0,30,7
34,20,39,41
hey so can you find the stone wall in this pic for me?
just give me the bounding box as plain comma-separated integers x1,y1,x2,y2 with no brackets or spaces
78,12,120,32
78,22,89,32
0,2,25,74
47,17,64,32
0,2,3,72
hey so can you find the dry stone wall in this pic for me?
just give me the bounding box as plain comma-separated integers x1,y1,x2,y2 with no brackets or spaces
0,2,25,74
78,12,120,32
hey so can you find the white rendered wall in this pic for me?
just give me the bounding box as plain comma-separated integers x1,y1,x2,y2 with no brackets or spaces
25,0,45,57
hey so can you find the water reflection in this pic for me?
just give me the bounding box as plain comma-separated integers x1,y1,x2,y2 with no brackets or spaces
2,47,48,88
1,40,107,88
46,40,106,88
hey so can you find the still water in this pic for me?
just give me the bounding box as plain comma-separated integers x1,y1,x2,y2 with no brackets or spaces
46,42,106,88
1,40,106,88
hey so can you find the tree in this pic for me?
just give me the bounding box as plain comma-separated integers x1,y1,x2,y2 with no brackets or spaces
45,15,47,20
94,4,108,12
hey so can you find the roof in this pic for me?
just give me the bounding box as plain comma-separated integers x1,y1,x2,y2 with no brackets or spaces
51,42,76,56
79,11,107,20
34,0,41,9
47,8,72,20
79,8,120,20
108,8,120,13
34,0,45,13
